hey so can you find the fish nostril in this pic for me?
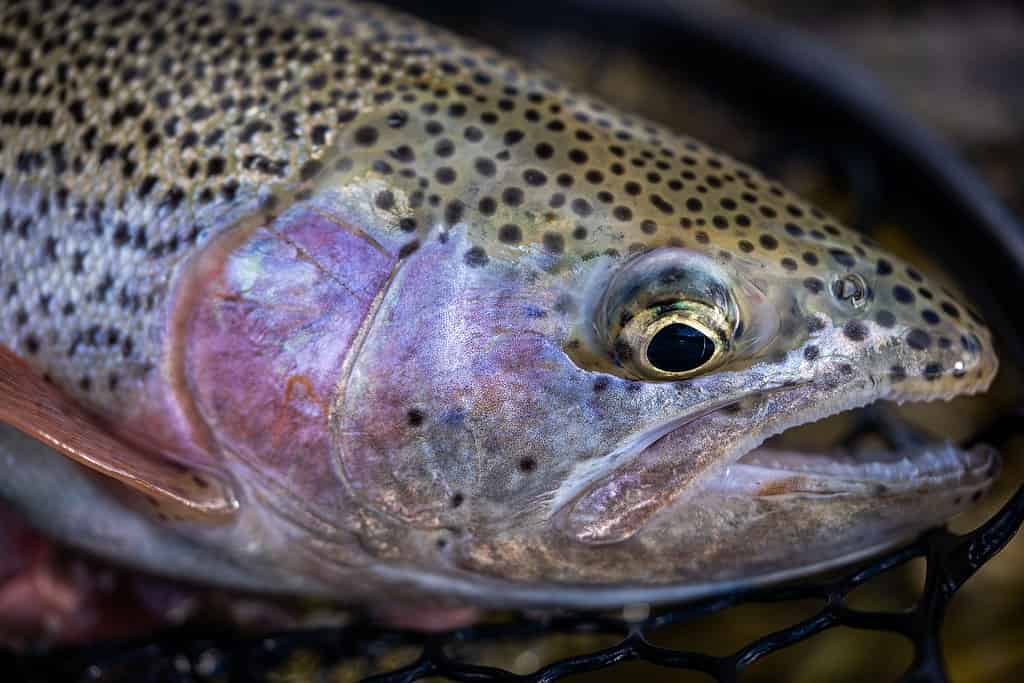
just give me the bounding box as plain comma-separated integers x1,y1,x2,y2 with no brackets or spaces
831,273,869,309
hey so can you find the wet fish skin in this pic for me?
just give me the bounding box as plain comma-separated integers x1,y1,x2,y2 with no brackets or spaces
0,0,1000,607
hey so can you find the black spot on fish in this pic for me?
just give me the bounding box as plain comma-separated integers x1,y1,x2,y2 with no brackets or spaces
464,246,488,267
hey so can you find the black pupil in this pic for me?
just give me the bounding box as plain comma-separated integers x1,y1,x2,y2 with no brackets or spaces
646,323,715,373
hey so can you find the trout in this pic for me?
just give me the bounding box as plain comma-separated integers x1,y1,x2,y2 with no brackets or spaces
0,0,999,617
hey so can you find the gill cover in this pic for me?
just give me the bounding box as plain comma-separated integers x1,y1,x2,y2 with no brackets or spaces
173,203,398,520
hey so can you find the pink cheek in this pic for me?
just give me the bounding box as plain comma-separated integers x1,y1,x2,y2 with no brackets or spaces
176,209,396,501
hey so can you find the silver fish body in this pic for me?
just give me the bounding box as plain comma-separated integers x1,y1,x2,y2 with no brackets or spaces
0,0,999,608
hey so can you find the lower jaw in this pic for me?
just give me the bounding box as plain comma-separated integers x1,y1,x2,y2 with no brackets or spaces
710,440,1000,498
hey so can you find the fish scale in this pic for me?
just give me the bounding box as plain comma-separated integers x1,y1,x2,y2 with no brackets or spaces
0,0,989,412
0,0,1002,612
0,0,450,412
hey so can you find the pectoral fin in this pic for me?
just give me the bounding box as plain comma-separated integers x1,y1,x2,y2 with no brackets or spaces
0,346,236,521
564,385,819,545
562,404,750,545
563,437,721,545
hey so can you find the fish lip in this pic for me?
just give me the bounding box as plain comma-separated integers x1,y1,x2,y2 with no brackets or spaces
732,441,1000,494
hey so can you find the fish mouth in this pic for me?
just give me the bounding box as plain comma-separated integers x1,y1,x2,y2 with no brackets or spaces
693,380,1001,499
729,436,999,497
560,368,1000,535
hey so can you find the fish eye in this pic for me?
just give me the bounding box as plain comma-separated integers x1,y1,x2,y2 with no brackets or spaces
617,300,729,379
647,322,716,372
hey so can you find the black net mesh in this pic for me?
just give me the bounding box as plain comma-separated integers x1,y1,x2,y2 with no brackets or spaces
5,2,1024,681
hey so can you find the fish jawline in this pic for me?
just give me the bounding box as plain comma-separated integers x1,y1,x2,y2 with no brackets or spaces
647,375,999,500
728,436,998,496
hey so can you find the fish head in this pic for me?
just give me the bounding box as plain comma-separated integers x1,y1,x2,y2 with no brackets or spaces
156,90,999,597
320,113,998,594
